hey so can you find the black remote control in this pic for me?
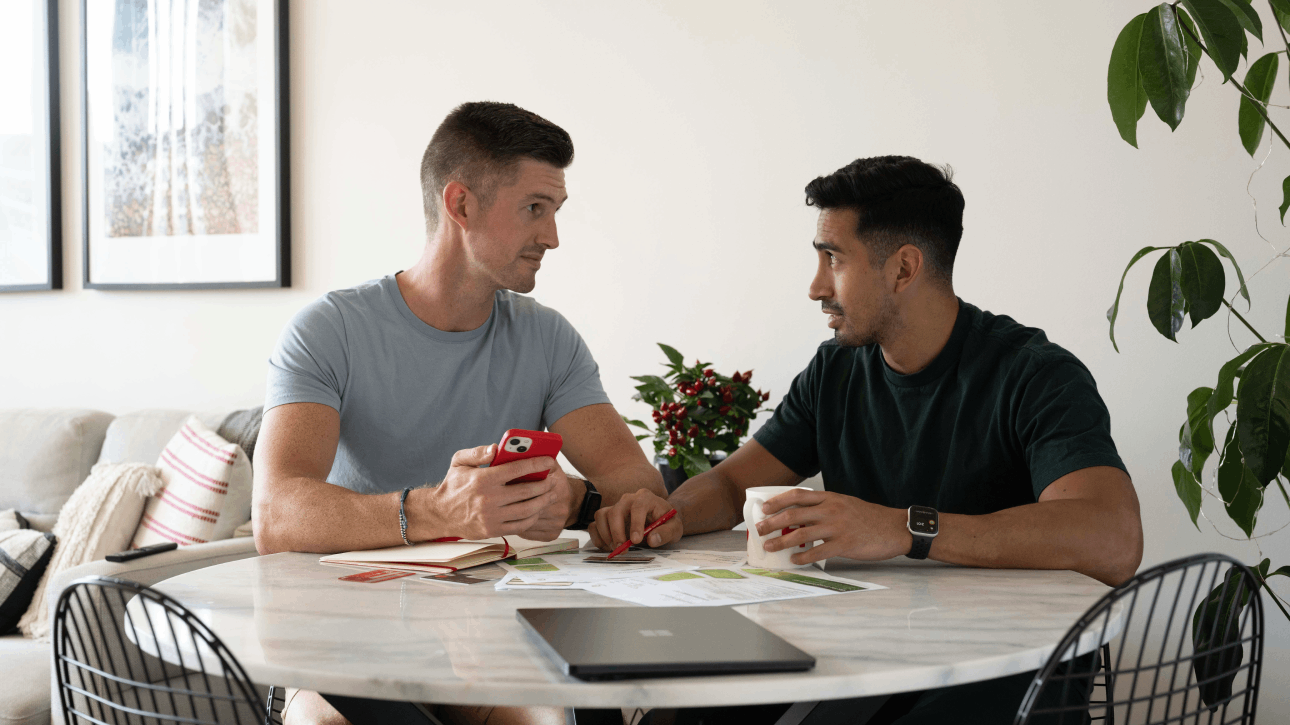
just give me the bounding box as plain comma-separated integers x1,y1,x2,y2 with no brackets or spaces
106,541,178,562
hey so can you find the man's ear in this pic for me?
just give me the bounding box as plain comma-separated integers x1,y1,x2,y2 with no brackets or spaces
891,244,924,294
441,180,473,231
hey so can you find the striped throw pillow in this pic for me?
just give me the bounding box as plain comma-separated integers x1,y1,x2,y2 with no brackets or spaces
131,416,247,547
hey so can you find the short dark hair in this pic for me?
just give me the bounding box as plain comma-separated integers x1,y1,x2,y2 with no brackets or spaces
420,101,574,227
804,156,964,283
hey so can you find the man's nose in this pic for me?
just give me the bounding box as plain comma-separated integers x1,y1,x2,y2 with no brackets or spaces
809,266,830,301
538,220,560,250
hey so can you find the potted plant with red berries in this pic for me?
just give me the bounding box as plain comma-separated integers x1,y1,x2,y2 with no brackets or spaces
623,343,772,493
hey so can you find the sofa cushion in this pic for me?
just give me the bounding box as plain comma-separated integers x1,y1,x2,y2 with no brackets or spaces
0,510,30,533
0,530,56,634
0,634,51,725
96,410,228,468
0,410,114,519
131,417,252,547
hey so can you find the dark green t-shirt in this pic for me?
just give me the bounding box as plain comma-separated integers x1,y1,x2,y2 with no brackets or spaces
754,300,1126,514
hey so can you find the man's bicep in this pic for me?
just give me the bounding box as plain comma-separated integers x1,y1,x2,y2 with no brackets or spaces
257,403,341,483
550,403,652,481
1038,466,1138,509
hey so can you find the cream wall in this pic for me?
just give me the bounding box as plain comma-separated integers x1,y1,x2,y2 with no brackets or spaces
4,0,1287,715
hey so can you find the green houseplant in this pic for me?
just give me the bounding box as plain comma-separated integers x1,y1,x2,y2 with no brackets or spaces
1103,0,1290,700
622,343,770,486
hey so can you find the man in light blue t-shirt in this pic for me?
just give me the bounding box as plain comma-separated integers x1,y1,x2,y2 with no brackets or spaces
255,102,665,725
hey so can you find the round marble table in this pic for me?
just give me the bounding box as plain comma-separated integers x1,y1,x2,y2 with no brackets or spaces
147,531,1118,709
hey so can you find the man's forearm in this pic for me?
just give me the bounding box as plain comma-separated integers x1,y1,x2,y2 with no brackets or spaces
565,462,666,527
931,499,1143,586
253,477,449,555
668,467,745,536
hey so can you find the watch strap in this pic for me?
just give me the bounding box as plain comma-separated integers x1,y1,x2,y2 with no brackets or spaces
907,533,932,560
572,479,601,530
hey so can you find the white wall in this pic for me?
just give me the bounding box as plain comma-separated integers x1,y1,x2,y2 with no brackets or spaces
4,0,1287,715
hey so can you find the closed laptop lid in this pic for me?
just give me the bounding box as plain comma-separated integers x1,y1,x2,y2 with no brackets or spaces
517,607,815,680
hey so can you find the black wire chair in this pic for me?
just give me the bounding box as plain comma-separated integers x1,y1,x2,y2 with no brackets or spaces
1015,553,1263,725
54,575,284,725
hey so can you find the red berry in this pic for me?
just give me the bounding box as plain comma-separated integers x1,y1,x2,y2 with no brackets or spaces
688,425,699,436
668,447,678,457
722,392,733,403
743,370,753,382
677,407,688,420
703,369,714,378
662,410,672,421
707,430,716,438
762,391,771,401
719,405,731,414
678,434,687,443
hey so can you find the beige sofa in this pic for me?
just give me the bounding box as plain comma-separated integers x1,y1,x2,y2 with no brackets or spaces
0,409,261,725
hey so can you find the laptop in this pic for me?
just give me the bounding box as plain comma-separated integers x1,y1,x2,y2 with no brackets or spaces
516,607,816,680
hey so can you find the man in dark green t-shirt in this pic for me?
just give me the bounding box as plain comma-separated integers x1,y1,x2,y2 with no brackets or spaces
590,156,1143,724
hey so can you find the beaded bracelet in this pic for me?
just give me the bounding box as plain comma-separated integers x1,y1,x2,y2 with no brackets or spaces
399,487,413,546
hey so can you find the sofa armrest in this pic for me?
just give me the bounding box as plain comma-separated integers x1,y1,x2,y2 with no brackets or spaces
48,537,259,600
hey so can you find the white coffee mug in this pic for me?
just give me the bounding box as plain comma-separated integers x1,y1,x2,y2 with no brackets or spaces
744,486,813,569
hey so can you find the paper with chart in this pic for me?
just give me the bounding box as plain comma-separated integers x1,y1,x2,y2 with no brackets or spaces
496,547,705,585
576,567,886,607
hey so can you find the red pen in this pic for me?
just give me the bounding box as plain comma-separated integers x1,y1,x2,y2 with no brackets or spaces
607,508,677,559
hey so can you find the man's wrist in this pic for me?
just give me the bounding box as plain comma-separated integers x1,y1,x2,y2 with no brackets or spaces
565,476,587,528
405,486,443,541
893,506,914,557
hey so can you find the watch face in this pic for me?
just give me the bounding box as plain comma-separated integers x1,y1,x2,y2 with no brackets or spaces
909,506,938,536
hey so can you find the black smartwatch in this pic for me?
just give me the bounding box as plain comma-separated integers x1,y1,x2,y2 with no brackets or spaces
906,505,939,560
571,479,601,530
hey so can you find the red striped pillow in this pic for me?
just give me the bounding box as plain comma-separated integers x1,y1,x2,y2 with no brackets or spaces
131,416,245,548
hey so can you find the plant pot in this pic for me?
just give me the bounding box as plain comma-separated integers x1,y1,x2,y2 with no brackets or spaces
655,452,727,494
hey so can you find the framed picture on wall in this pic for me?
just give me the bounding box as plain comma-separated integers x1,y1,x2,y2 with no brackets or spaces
81,0,290,289
0,0,61,292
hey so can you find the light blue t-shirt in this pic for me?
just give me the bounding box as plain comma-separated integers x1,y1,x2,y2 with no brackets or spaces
265,274,610,494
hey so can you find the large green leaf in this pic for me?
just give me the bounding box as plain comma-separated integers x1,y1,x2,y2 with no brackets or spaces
1177,9,1205,86
1273,0,1290,25
1177,241,1227,326
1180,0,1245,80
1281,176,1290,224
1108,246,1171,351
622,417,651,430
1239,52,1279,155
1147,249,1185,341
1139,4,1192,130
1192,566,1255,707
1217,425,1263,535
1182,386,1216,476
656,343,684,368
1197,239,1250,305
1172,459,1204,529
1237,345,1290,484
1217,0,1262,42
1109,13,1151,147
1208,343,1278,423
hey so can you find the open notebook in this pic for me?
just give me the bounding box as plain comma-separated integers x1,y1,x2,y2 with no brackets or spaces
320,536,578,575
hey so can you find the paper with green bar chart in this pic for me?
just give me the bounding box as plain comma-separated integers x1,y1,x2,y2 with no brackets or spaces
575,566,886,607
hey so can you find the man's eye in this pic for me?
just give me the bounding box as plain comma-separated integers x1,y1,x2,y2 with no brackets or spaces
527,204,540,214
827,253,836,267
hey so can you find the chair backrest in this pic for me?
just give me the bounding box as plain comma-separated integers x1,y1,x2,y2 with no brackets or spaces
1015,553,1263,725
54,575,277,725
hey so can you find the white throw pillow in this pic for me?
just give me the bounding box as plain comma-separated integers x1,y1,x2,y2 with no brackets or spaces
130,416,252,547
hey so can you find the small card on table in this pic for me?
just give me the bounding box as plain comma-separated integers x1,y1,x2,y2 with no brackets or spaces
337,568,415,583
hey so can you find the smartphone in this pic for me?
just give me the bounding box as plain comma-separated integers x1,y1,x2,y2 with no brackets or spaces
489,428,563,483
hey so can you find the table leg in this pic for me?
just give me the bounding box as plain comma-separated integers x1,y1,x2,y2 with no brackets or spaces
784,696,889,725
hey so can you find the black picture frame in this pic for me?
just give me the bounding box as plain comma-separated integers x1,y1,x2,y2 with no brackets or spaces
80,0,290,290
0,0,62,292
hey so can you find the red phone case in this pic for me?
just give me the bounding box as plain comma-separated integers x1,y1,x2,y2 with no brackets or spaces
490,429,563,483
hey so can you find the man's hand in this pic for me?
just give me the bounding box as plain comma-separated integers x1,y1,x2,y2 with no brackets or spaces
517,467,577,542
588,489,684,551
413,444,561,541
756,488,910,565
